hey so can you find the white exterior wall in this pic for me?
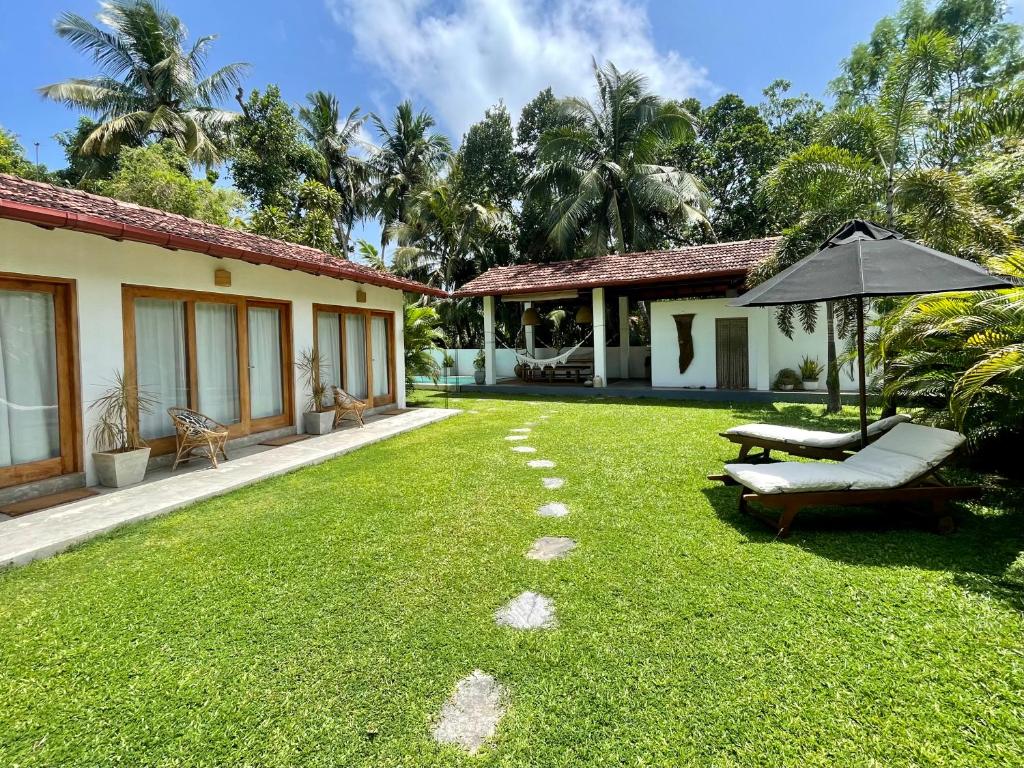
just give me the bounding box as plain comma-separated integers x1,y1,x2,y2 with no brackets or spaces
650,297,858,390
1,218,407,485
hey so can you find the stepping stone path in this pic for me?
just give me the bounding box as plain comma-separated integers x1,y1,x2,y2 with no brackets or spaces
542,477,565,490
509,427,531,433
504,435,528,441
537,502,569,518
495,591,557,629
527,459,555,469
527,536,576,561
433,670,507,754
512,446,536,453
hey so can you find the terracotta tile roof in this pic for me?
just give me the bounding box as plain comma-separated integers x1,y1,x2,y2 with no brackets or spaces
0,173,445,297
456,237,781,297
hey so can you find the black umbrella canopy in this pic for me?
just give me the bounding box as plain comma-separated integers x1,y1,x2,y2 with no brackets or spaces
729,219,1012,446
732,219,1011,307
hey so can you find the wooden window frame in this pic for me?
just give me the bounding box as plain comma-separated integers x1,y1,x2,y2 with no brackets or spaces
122,285,293,456
0,272,82,489
312,304,397,408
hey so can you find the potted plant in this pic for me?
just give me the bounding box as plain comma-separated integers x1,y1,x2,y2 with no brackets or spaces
297,347,334,435
798,356,824,391
773,368,802,391
442,351,455,381
89,371,155,488
473,349,486,384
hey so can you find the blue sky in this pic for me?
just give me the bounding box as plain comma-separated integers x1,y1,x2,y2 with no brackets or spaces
11,0,1024,171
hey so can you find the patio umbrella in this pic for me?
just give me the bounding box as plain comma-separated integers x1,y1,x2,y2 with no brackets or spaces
730,219,1012,446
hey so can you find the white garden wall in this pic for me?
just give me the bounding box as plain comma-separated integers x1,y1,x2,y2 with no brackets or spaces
650,298,858,390
1,218,407,486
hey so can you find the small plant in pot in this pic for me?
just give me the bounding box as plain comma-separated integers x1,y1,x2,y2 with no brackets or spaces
773,368,802,391
89,371,155,488
441,351,455,381
798,356,824,391
297,347,334,435
473,349,486,384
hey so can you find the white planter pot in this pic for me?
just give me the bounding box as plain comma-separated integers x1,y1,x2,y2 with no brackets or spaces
304,410,335,435
779,384,795,391
93,447,151,488
802,378,820,391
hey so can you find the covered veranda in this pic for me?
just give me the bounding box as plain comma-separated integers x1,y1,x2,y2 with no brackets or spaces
455,238,781,390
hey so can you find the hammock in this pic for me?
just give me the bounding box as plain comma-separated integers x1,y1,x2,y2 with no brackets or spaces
514,333,593,370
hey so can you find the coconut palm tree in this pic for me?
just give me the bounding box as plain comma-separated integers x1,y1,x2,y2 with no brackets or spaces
370,101,451,247
528,60,709,258
298,91,372,254
403,303,446,385
38,0,248,166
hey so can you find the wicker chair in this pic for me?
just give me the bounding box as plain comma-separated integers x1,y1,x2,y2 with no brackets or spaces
167,407,230,470
332,386,368,427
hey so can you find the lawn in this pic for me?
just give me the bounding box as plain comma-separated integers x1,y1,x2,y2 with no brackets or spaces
1,394,1023,767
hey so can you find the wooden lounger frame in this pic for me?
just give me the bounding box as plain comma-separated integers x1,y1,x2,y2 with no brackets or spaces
709,463,981,538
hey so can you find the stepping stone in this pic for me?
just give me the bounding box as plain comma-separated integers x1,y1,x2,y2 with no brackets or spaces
523,422,538,427
542,477,565,490
495,591,557,629
432,670,507,754
504,435,528,441
512,446,537,453
537,502,569,518
527,536,576,561
509,427,531,433
527,459,555,469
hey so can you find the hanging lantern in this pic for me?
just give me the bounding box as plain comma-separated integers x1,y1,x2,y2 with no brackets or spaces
574,304,593,324
522,306,541,326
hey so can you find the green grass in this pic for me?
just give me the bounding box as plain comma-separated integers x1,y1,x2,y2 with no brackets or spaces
2,394,1023,767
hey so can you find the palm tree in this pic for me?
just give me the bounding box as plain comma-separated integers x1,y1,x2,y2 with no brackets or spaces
38,0,248,166
370,101,451,248
390,163,503,291
298,91,372,254
528,60,709,258
403,303,446,385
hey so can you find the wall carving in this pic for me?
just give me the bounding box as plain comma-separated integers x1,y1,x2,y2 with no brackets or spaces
673,313,695,373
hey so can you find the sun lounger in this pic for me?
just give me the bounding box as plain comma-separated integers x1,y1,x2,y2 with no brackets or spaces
721,414,911,461
709,423,981,537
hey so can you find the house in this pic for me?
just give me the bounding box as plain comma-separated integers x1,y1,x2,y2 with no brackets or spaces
0,174,443,501
456,239,858,391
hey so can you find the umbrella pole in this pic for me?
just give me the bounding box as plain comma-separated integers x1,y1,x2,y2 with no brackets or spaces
856,296,869,447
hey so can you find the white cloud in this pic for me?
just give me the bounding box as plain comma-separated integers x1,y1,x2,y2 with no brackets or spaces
326,0,713,139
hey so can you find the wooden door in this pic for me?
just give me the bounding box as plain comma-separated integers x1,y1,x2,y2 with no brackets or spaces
715,318,749,389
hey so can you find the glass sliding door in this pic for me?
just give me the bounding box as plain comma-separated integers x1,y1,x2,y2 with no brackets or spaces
317,311,342,404
371,315,391,400
344,313,368,399
134,298,189,439
195,302,240,425
126,288,291,454
248,306,284,420
0,289,60,468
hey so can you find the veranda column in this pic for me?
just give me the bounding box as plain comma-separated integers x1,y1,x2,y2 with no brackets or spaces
618,294,630,380
483,295,497,385
593,287,607,387
524,301,536,356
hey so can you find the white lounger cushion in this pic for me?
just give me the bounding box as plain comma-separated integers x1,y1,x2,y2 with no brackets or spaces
724,423,964,494
723,414,911,450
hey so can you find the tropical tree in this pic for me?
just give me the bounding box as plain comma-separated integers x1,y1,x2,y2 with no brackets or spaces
39,0,248,166
0,127,51,181
528,60,709,258
298,91,371,254
403,303,445,385
370,101,451,248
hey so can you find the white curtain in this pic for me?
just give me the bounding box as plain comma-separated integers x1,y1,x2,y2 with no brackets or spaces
371,316,390,398
135,298,188,439
196,302,240,424
344,314,368,399
0,289,60,467
317,312,342,407
248,307,283,419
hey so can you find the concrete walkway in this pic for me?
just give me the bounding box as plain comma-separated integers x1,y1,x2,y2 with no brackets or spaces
0,408,458,569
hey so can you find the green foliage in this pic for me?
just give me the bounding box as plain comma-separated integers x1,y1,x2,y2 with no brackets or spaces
799,356,824,380
87,369,156,452
99,140,244,225
528,60,709,258
457,102,520,210
296,347,328,412
773,367,803,388
0,126,52,181
403,303,444,384
38,0,248,166
54,117,117,188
